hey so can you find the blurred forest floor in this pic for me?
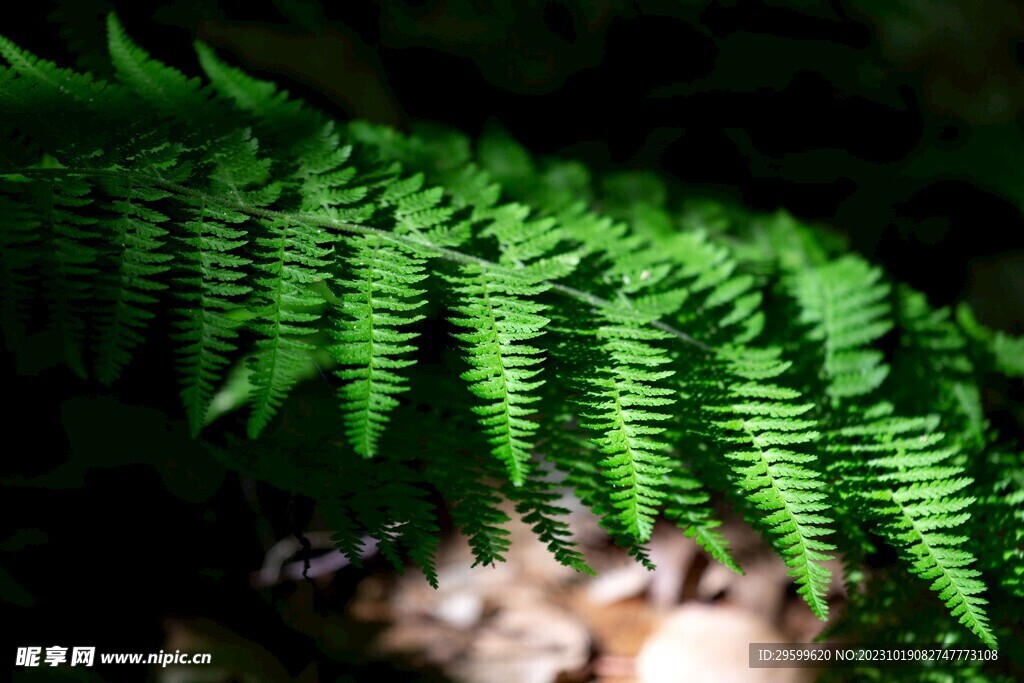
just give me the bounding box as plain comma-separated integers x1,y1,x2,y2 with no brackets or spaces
164,500,828,683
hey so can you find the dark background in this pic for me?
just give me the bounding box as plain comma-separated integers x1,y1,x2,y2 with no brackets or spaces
4,1,1024,680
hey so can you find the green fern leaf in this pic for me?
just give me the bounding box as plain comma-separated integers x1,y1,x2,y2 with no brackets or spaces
194,41,307,131
896,288,986,452
0,180,43,351
957,303,1024,379
831,414,997,648
172,201,253,435
0,33,106,105
106,14,208,113
715,348,834,618
41,177,99,377
780,251,995,645
506,465,593,574
245,217,334,436
788,255,892,400
332,236,427,456
448,266,548,485
92,176,173,384
426,443,512,567
663,470,741,573
577,309,676,542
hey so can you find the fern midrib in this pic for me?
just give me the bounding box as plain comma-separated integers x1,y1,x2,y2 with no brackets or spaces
6,166,710,352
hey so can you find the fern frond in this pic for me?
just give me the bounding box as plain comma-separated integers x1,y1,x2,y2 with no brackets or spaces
766,240,998,646
663,470,741,573
172,200,253,435
92,176,173,384
194,41,312,135
990,478,1024,597
504,465,592,574
708,347,834,618
577,307,676,543
972,451,1024,600
372,477,440,587
475,161,701,545
444,201,574,485
448,266,548,485
242,135,366,437
106,14,208,114
956,304,1024,379
788,255,892,400
332,236,427,456
666,229,765,345
822,568,1010,683
540,409,657,569
830,413,996,648
896,287,986,452
245,217,333,436
427,444,513,567
214,95,394,441
0,180,42,350
475,141,745,556
41,177,100,377
319,503,370,569
0,33,106,105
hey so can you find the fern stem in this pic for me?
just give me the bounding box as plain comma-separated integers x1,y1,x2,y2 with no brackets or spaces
6,166,711,352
